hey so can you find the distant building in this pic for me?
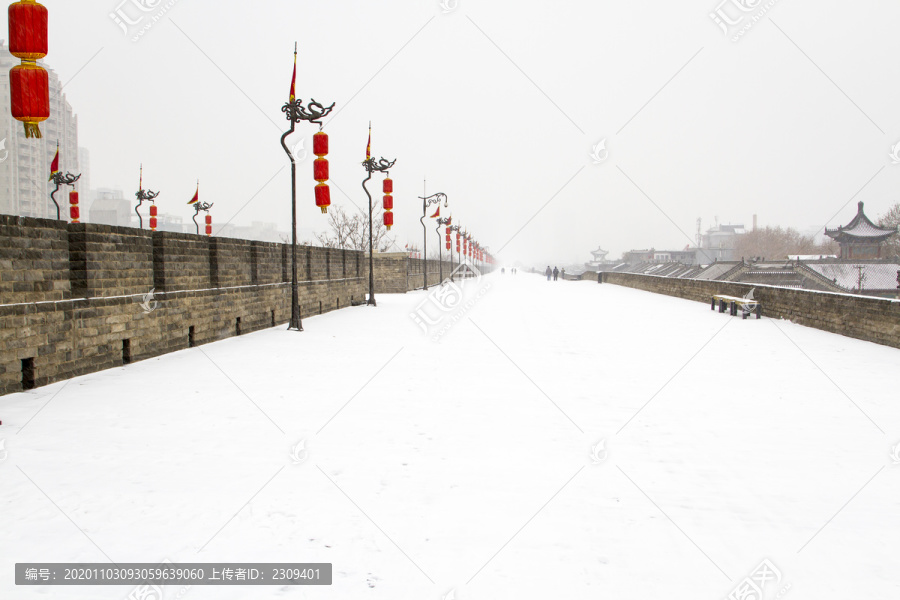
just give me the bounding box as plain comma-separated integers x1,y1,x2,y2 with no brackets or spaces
584,246,612,270
701,223,746,261
89,188,132,226
825,201,898,260
0,41,81,218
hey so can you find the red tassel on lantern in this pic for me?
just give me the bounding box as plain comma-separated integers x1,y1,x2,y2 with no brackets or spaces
69,190,79,223
315,183,331,214
149,204,158,231
383,211,393,229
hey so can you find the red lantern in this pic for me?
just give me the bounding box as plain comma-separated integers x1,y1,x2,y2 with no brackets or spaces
312,131,329,213
446,242,451,250
149,204,158,231
8,0,48,60
313,131,328,157
382,176,393,229
8,0,49,138
314,158,329,182
9,62,48,138
205,214,212,236
315,183,331,214
68,190,79,223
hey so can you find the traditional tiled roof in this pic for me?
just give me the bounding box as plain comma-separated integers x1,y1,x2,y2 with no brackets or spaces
804,262,900,292
825,202,898,242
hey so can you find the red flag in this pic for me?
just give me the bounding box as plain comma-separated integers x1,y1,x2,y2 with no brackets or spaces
48,142,59,180
366,122,371,160
429,206,440,218
188,181,199,204
289,43,297,102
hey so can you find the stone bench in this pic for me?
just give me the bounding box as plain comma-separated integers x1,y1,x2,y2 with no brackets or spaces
711,294,761,319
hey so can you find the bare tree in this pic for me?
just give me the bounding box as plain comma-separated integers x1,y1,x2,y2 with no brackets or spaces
878,202,900,259
734,226,837,261
315,205,398,252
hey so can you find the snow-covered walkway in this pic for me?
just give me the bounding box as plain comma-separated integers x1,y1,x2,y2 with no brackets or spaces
1,272,899,599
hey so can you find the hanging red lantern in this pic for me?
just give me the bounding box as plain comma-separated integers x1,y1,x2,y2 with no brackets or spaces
68,189,79,223
446,242,451,251
8,0,49,138
205,214,212,236
313,131,330,213
9,0,48,59
149,204,158,231
9,63,49,138
313,131,328,156
313,157,329,181
315,183,331,214
382,176,393,229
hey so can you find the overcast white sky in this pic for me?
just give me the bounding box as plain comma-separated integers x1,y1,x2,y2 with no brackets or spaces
7,0,900,265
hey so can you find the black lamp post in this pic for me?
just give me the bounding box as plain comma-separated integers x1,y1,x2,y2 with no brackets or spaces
449,224,461,282
192,201,214,234
361,152,396,307
419,191,447,291
436,215,452,284
279,43,335,332
50,171,80,221
134,167,159,229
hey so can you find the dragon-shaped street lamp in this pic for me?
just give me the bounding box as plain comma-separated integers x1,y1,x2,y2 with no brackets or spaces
192,201,213,235
436,214,452,284
418,189,447,292
361,151,396,306
49,171,80,221
134,165,158,229
279,42,335,331
449,224,461,282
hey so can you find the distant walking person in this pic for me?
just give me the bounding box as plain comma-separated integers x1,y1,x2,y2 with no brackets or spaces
545,266,552,281
552,267,559,281
561,268,566,279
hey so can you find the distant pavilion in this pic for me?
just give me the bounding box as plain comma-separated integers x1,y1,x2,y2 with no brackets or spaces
825,202,898,259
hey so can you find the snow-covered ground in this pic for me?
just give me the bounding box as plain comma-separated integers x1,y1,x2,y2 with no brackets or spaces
1,272,899,599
